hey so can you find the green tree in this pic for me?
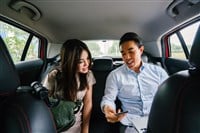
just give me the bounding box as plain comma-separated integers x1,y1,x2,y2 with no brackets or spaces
108,42,120,57
0,21,36,63
85,41,101,57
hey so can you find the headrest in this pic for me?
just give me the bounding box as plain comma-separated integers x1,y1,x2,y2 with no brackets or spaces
92,57,113,71
142,53,148,63
189,26,200,74
0,37,20,95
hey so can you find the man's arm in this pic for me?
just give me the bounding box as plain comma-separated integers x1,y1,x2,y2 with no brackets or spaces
100,71,125,123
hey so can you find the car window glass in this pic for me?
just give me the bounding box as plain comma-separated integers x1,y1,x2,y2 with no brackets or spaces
180,22,199,53
169,21,200,60
26,36,39,60
84,40,120,57
0,20,39,63
169,34,185,59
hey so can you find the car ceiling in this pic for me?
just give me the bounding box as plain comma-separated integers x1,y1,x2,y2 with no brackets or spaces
0,0,200,44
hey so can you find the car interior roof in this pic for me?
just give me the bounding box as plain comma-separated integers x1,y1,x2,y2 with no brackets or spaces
0,0,199,44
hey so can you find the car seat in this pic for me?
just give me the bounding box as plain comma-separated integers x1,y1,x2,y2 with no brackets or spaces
0,36,56,133
147,27,200,133
90,57,122,133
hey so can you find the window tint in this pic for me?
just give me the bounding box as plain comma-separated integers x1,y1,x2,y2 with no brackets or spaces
84,40,120,57
169,34,185,59
26,36,39,60
180,22,199,53
0,20,40,63
169,21,199,60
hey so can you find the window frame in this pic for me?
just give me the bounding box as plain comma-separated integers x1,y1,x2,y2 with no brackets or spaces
161,17,200,60
0,15,47,63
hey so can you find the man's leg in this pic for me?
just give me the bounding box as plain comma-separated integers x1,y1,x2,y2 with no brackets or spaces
119,124,139,133
104,122,120,133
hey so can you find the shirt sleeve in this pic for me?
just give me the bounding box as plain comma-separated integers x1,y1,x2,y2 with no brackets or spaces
100,71,118,112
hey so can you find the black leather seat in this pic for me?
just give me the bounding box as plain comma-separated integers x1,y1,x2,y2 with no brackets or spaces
90,57,113,133
147,27,200,133
0,37,56,133
90,57,121,133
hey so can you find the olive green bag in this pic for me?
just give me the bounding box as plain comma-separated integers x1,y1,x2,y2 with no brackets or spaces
50,98,82,132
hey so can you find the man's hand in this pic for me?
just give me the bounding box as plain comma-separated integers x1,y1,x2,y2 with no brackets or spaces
103,105,126,123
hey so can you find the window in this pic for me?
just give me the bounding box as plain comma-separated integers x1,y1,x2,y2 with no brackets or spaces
0,20,40,63
169,21,199,60
180,22,199,53
169,34,185,59
26,36,39,60
83,40,121,57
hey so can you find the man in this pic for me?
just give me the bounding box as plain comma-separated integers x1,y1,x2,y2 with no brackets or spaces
100,32,168,133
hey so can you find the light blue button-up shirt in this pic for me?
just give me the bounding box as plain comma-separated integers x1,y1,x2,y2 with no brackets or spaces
101,63,168,126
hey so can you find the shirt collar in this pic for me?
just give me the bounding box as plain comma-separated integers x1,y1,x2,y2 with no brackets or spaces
124,61,145,74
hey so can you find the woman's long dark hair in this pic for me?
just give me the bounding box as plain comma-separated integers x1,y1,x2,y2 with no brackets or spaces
56,39,92,101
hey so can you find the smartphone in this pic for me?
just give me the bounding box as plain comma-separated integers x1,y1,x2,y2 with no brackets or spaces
115,111,128,116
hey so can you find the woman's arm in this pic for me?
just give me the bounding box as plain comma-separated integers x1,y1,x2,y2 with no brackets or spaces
81,85,93,133
43,69,58,96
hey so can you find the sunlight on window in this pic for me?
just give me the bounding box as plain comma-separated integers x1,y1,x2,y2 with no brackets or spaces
169,21,199,60
84,40,121,57
180,21,200,52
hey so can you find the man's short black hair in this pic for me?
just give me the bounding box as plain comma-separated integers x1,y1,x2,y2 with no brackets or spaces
119,32,143,47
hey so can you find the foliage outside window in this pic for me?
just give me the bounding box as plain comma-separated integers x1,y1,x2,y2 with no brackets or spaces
26,36,39,60
0,21,39,63
84,40,121,57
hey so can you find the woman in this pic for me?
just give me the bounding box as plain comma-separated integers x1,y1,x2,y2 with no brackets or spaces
43,39,96,133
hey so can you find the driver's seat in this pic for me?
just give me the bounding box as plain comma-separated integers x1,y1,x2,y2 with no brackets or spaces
0,36,56,133
147,27,200,133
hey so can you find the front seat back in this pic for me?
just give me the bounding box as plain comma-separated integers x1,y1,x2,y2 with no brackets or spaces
147,26,200,133
0,37,56,133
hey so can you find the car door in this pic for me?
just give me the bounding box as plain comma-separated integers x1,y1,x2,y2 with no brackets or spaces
162,20,200,75
0,16,47,85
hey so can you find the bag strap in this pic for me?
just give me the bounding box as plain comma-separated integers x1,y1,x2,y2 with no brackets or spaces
74,100,82,114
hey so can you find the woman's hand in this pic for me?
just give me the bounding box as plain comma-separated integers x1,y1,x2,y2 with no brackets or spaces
103,105,126,123
48,69,58,81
